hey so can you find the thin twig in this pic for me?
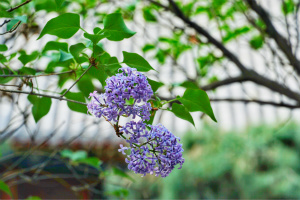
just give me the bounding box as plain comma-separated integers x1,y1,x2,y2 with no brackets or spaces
7,0,32,12
0,70,74,78
0,88,87,105
61,65,93,98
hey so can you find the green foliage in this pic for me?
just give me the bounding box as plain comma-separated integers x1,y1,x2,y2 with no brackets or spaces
37,13,81,39
61,149,102,169
43,41,68,53
18,51,39,66
7,16,28,31
122,51,155,72
0,44,8,52
26,196,41,200
178,89,217,122
250,35,264,49
170,103,195,126
0,180,12,197
128,123,300,199
0,7,12,18
103,13,136,41
27,95,52,123
147,78,164,92
63,91,87,114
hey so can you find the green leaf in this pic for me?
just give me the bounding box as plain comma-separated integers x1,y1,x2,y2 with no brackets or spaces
103,13,136,41
122,51,155,72
105,57,122,76
61,149,87,161
142,44,155,52
7,15,27,31
180,81,198,89
43,41,68,53
28,95,52,123
55,0,65,9
0,44,8,52
0,180,12,197
147,78,163,92
112,167,134,182
37,13,80,40
0,68,13,84
171,103,195,126
59,49,73,62
84,32,106,44
26,196,41,200
78,77,94,98
63,91,87,114
69,43,86,63
0,7,12,18
77,157,102,169
19,67,36,75
178,89,217,122
249,35,264,50
18,51,39,65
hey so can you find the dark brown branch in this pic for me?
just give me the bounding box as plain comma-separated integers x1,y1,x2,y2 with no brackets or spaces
7,0,32,12
151,0,300,103
210,98,300,109
0,20,10,28
245,0,300,75
0,88,87,105
201,75,249,91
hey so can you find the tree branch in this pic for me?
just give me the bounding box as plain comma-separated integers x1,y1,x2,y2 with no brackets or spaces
201,75,249,91
0,88,87,105
210,98,300,109
7,0,32,12
0,70,74,78
245,0,300,75
151,0,300,103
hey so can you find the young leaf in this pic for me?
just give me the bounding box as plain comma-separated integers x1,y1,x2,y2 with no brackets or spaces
37,13,80,40
69,43,86,63
84,32,106,44
103,13,136,41
147,78,163,92
0,44,8,52
43,41,68,53
63,91,87,114
0,180,12,197
170,103,195,126
78,77,95,98
122,51,155,72
59,49,73,62
6,16,28,31
178,89,217,122
61,149,87,161
27,95,52,123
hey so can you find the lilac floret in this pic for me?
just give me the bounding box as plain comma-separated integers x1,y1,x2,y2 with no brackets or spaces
119,122,185,177
87,67,153,122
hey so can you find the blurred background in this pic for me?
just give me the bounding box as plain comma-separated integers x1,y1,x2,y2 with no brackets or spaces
1,0,300,199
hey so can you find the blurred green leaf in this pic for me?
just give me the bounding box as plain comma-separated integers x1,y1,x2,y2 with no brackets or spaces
18,51,39,65
147,78,163,92
112,167,134,182
0,44,8,52
0,180,12,197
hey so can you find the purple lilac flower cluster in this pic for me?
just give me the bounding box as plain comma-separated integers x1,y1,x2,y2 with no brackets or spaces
87,67,153,122
119,122,184,177
87,67,184,177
